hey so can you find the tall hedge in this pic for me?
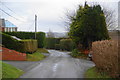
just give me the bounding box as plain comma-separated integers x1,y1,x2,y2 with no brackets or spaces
45,38,56,49
1,32,22,52
4,32,35,39
4,32,46,48
36,32,45,48
60,39,76,51
92,40,119,78
19,39,38,53
45,38,64,49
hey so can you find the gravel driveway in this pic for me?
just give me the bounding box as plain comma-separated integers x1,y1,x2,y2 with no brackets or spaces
19,50,95,78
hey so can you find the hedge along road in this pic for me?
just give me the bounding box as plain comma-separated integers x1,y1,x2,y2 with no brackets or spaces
20,50,95,78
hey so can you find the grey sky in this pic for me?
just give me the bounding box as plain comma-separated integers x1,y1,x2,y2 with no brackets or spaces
1,0,119,32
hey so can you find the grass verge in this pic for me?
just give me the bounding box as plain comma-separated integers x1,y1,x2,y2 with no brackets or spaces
27,48,48,61
37,48,49,53
2,62,24,79
85,67,111,78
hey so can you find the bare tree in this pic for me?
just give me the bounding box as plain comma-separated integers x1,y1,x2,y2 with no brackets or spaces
64,10,76,31
103,8,117,30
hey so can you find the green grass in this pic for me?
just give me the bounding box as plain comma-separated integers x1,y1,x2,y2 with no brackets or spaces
1,62,24,79
37,48,49,53
27,48,48,61
85,67,111,78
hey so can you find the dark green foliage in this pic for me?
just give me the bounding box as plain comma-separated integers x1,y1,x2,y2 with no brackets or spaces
55,44,61,50
70,49,80,57
36,32,46,48
4,32,46,48
1,32,22,52
4,32,35,39
69,4,110,49
45,38,64,49
45,38,56,49
60,39,76,51
45,38,75,51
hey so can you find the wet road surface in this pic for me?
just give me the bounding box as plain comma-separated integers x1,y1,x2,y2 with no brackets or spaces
20,50,95,78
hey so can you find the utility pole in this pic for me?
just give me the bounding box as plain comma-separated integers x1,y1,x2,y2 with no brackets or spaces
35,14,37,39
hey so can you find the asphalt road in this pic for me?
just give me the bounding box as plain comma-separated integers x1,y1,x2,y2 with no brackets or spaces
20,50,95,78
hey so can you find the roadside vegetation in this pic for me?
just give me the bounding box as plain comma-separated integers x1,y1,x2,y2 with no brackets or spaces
69,49,88,59
85,67,111,78
2,62,24,79
26,48,48,61
37,48,49,53
64,2,119,78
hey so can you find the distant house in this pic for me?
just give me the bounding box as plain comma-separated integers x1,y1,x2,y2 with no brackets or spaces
108,30,120,40
0,19,17,32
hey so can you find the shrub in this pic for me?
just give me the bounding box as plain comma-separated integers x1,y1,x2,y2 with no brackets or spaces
36,32,46,48
1,32,22,52
60,39,75,51
45,38,64,49
92,40,119,78
70,49,79,57
4,32,46,48
45,38,56,49
19,39,38,53
55,44,61,50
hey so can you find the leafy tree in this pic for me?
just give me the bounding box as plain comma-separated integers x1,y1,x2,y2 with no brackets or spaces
69,3,110,49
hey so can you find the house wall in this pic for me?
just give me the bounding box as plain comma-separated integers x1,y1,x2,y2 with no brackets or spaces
4,27,17,32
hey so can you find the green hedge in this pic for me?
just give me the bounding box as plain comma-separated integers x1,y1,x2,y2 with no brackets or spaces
45,38,64,49
45,38,56,49
45,38,75,51
4,32,35,39
36,32,45,48
1,32,22,52
60,39,76,51
4,32,46,48
55,44,61,50
19,39,38,53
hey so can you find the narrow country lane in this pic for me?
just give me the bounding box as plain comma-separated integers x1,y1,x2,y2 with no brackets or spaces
20,50,95,78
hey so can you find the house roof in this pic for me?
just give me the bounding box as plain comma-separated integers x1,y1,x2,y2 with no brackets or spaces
5,20,16,27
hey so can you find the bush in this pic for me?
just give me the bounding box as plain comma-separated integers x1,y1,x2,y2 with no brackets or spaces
1,32,22,52
92,40,119,78
45,38,64,49
4,32,46,48
45,38,56,49
60,39,75,51
19,39,38,53
70,49,79,57
36,32,46,48
55,44,61,50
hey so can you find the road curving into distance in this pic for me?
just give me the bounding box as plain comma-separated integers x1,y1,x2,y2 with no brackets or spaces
20,50,95,78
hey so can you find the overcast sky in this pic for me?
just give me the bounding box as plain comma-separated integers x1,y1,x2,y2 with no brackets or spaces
1,0,119,32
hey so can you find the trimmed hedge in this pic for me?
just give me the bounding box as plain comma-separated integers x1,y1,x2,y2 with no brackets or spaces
45,38,63,49
45,38,76,51
60,39,76,51
4,32,46,48
36,32,45,48
19,39,38,53
45,38,56,49
92,40,119,78
1,32,22,52
4,32,35,39
55,44,61,50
